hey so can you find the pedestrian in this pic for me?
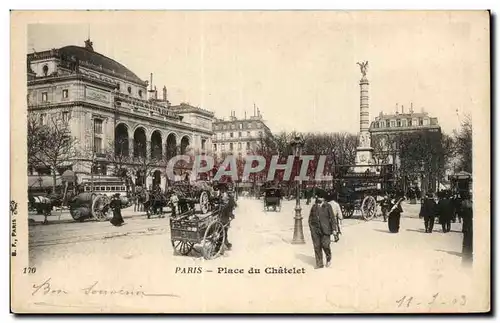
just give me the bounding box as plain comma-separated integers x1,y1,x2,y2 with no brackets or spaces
308,192,337,268
460,191,473,265
380,193,391,222
326,190,343,242
419,192,437,233
109,193,124,226
218,185,234,251
387,194,404,233
437,191,453,233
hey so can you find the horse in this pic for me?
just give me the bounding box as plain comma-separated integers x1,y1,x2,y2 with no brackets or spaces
28,191,72,224
143,190,168,218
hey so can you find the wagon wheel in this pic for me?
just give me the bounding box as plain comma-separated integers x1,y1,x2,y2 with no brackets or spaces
202,220,226,260
341,205,353,218
199,191,210,214
171,240,194,256
361,195,377,221
91,194,110,222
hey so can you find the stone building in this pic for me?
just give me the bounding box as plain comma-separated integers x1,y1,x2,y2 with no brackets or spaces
369,104,442,192
211,107,272,158
27,39,214,189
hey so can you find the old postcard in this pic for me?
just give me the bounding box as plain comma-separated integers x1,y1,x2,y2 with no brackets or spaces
10,10,490,313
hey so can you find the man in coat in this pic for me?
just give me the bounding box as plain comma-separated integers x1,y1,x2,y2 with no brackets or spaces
419,192,437,233
437,191,453,233
308,191,337,269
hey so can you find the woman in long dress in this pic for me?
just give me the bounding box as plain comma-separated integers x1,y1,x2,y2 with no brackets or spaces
110,193,125,226
387,196,404,233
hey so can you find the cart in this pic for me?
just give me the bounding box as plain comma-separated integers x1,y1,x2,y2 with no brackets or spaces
333,164,395,221
263,187,282,212
170,202,231,260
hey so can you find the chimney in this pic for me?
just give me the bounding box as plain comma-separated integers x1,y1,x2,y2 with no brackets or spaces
396,103,398,114
244,111,247,119
402,104,405,114
154,86,158,100
411,102,414,113
150,73,153,91
163,86,167,101
254,103,256,116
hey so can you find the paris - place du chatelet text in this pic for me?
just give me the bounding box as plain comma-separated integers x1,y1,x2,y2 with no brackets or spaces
175,266,306,275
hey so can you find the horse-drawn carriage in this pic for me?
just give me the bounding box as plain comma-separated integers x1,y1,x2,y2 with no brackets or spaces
263,187,282,212
334,164,395,221
166,181,214,215
170,188,232,260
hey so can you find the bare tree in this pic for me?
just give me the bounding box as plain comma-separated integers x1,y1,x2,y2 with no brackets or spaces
27,114,79,192
129,141,163,188
454,114,472,173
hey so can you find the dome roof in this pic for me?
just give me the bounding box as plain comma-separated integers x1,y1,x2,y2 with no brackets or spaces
58,44,144,84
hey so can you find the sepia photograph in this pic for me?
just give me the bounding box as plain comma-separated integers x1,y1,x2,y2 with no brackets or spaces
9,10,490,313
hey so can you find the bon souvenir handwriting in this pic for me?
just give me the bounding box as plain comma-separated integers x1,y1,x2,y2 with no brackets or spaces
32,278,180,298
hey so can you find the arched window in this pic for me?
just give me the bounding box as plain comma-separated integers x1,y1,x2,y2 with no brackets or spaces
42,65,48,76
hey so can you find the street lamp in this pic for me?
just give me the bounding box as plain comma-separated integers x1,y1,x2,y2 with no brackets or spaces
290,135,305,244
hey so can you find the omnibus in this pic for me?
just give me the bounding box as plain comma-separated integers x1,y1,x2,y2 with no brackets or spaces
79,177,128,197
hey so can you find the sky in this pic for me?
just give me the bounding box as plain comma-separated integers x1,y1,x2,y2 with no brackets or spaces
26,11,488,135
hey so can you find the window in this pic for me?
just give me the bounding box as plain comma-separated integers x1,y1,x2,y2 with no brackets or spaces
238,142,242,150
402,119,407,127
94,119,103,134
41,92,48,102
62,111,69,122
127,86,132,94
39,113,46,125
201,139,206,150
213,144,217,151
116,83,120,91
390,121,396,128
246,142,250,150
397,119,401,127
94,137,102,154
138,90,143,98
408,119,412,126
42,65,48,76
258,131,263,137
419,118,424,126
238,132,242,137
247,131,250,137
229,143,233,150
230,132,234,138
248,123,253,129
239,123,243,129
222,133,225,140
62,89,68,99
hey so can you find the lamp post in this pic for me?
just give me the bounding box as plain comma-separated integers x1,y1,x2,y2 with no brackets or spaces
291,135,305,244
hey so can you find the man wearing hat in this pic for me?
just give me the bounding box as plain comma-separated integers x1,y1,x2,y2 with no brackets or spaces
419,192,437,233
110,193,125,226
308,190,338,268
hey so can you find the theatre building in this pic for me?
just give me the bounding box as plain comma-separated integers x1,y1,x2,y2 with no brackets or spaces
27,39,214,189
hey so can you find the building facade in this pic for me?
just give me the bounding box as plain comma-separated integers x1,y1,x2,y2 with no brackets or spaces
369,106,442,193
211,109,272,158
27,39,214,190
